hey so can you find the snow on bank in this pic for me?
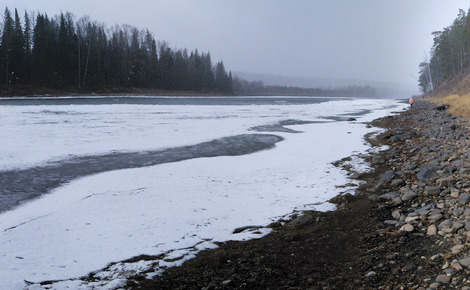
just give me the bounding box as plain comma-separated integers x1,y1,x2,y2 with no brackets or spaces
0,98,407,288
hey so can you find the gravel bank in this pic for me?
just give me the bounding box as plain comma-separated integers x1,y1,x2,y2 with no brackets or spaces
123,99,470,289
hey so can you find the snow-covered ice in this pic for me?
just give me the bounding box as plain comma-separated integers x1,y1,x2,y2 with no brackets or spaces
0,97,408,288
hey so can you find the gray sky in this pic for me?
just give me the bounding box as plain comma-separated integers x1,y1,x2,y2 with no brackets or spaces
2,0,470,90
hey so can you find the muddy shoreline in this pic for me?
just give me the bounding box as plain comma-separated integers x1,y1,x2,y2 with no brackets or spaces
122,100,470,289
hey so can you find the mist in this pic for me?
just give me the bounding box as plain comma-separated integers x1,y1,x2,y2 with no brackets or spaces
2,0,470,94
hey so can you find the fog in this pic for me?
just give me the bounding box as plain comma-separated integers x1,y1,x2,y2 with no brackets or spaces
2,0,470,93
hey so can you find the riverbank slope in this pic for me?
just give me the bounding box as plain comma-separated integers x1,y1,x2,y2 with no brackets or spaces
125,99,470,289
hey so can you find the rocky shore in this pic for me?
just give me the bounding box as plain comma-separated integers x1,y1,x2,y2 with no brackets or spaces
126,99,470,289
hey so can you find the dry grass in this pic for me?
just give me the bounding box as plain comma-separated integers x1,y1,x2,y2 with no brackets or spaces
428,94,470,118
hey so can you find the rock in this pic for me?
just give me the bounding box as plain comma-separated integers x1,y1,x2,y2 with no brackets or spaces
425,186,441,195
391,179,405,187
451,259,463,271
451,245,464,254
390,135,402,142
439,177,457,187
371,155,385,165
221,279,232,286
451,188,460,198
464,208,470,216
454,208,463,217
380,170,396,183
404,216,419,223
288,215,314,228
436,105,449,111
427,224,437,236
392,209,401,220
428,214,443,222
457,256,470,268
399,224,414,232
365,271,376,277
379,192,399,200
452,221,465,231
438,219,452,229
436,274,451,284
347,117,357,121
458,193,470,205
401,190,418,201
417,165,439,181
442,261,449,269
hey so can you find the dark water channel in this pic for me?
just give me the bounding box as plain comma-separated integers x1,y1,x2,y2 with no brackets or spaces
0,134,283,213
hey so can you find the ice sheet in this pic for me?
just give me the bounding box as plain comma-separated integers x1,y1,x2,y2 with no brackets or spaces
0,97,408,288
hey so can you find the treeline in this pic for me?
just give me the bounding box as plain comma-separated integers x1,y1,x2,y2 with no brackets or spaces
419,8,470,94
0,7,233,93
233,77,377,97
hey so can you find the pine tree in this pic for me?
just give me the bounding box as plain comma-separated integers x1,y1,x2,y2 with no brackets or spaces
1,7,14,87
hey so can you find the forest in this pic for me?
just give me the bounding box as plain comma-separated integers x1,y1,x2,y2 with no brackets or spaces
419,7,470,94
1,6,378,98
0,7,233,94
232,77,377,98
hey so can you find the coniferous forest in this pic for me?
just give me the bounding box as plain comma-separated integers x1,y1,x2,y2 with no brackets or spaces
419,8,470,94
0,7,233,94
1,7,380,97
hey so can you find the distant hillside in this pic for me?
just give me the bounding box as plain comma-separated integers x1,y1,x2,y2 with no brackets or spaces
235,72,418,99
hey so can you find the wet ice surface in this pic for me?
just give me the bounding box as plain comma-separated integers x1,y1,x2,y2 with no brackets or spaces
0,134,282,213
0,97,409,289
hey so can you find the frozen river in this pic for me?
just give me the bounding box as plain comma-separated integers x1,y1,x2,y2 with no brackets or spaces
0,96,408,289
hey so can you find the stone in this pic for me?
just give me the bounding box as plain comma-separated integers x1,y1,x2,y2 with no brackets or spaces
401,190,418,201
428,214,443,221
451,188,460,198
458,193,470,205
425,186,441,195
417,165,439,181
464,208,470,216
439,219,453,229
391,179,405,187
452,221,465,231
380,170,396,183
379,192,398,200
436,274,451,284
221,280,232,286
365,271,376,277
288,215,314,228
454,208,463,217
392,209,401,220
399,224,414,232
371,155,385,165
451,259,463,271
427,224,437,236
451,245,464,254
457,256,470,268
405,163,417,170
438,176,457,187
404,216,419,223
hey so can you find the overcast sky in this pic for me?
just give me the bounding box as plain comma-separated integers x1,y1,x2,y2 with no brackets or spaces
2,0,470,90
